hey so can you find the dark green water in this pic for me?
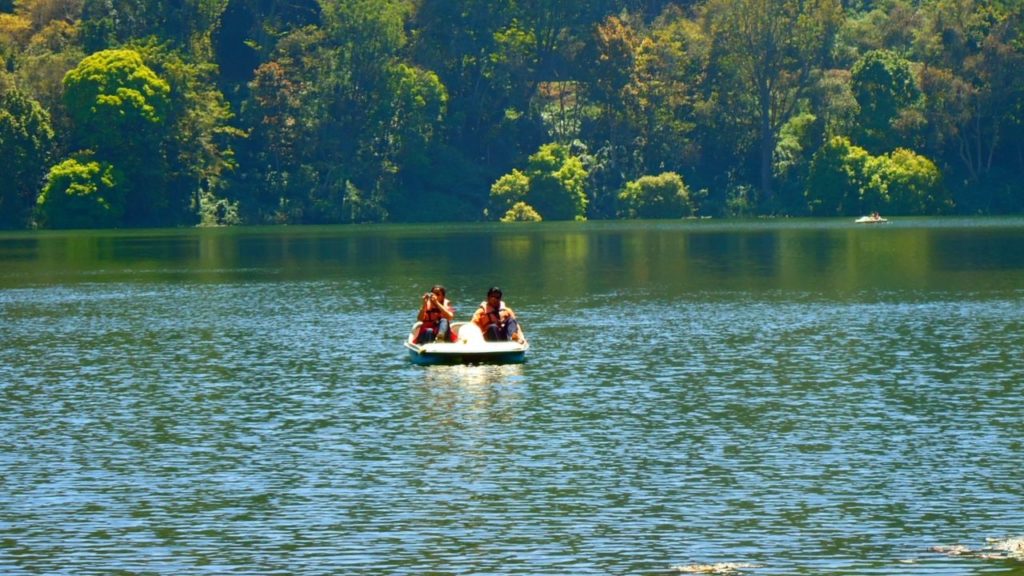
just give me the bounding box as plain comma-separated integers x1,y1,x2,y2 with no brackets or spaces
2,219,1023,575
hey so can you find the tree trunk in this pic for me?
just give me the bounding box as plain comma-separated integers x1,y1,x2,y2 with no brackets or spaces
760,84,774,205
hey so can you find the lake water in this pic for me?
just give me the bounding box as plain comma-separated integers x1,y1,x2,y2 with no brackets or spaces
1,219,1023,575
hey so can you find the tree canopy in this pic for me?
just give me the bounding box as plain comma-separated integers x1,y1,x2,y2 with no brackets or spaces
0,88,55,228
0,0,1020,228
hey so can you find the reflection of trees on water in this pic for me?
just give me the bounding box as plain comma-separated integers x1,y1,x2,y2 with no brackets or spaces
8,221,1024,295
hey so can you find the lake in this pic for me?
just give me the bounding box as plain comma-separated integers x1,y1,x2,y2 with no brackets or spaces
1,218,1023,575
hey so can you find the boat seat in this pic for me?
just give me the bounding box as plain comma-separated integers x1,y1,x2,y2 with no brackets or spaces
455,322,485,344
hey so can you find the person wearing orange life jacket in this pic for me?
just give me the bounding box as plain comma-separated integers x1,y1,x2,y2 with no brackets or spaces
416,285,454,343
471,286,524,343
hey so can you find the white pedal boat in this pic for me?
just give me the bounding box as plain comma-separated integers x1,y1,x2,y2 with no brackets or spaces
405,321,529,365
855,215,888,223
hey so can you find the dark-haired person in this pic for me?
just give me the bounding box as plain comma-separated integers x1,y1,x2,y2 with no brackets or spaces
416,285,454,343
471,286,524,343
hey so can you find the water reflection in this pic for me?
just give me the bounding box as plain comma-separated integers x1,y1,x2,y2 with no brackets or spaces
412,364,527,432
419,363,526,390
5,219,1024,295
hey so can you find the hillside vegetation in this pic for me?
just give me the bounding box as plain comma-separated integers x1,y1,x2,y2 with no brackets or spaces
1,0,1021,228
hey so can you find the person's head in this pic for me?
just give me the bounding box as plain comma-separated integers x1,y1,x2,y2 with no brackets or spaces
431,285,446,299
486,286,502,305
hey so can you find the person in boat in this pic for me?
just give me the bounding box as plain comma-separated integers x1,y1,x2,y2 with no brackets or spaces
471,286,524,343
416,285,454,343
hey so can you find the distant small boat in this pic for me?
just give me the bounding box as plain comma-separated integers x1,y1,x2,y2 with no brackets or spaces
855,214,888,224
405,321,529,365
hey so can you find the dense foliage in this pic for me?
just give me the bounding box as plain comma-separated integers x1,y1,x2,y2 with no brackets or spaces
0,0,1021,227
618,172,693,219
36,153,123,228
0,87,54,228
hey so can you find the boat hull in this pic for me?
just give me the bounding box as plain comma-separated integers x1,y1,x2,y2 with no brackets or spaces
405,344,528,365
405,321,528,365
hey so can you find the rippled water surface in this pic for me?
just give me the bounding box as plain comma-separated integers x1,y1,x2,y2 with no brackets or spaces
2,219,1023,575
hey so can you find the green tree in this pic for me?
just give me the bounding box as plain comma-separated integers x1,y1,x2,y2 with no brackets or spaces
242,57,306,222
63,49,171,224
525,142,588,220
131,41,242,226
866,148,950,214
378,62,448,220
486,168,530,220
36,153,124,229
617,172,693,219
585,15,640,217
590,15,636,110
773,112,820,213
622,13,702,181
850,49,921,152
914,0,1024,209
0,88,54,228
409,0,517,175
838,0,920,58
237,26,343,224
809,69,859,141
79,0,175,51
805,136,871,216
293,0,419,223
63,49,170,152
703,0,843,206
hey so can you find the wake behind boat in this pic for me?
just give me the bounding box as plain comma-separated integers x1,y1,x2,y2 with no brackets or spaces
405,321,529,365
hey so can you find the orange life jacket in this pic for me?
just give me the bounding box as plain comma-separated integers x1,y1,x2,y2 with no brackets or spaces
421,299,451,330
477,300,507,327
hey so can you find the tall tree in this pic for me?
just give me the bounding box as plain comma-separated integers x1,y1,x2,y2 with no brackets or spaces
850,49,920,152
379,62,448,220
584,15,641,217
63,48,171,225
915,0,1024,197
0,88,54,227
703,0,842,207
132,41,242,225
622,11,703,181
410,0,520,178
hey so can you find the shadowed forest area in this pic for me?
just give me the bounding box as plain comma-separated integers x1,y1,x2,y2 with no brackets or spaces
1,0,1022,228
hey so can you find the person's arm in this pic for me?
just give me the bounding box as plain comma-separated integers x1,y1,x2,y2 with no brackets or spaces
417,294,431,321
437,298,454,320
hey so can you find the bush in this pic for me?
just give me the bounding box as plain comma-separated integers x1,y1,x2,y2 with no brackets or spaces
807,137,951,215
500,201,542,222
805,137,871,216
36,154,125,229
525,143,588,221
487,169,529,220
197,190,240,226
866,148,950,215
617,172,693,219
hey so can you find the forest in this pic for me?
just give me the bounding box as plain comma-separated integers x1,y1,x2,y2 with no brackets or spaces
1,0,1022,228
